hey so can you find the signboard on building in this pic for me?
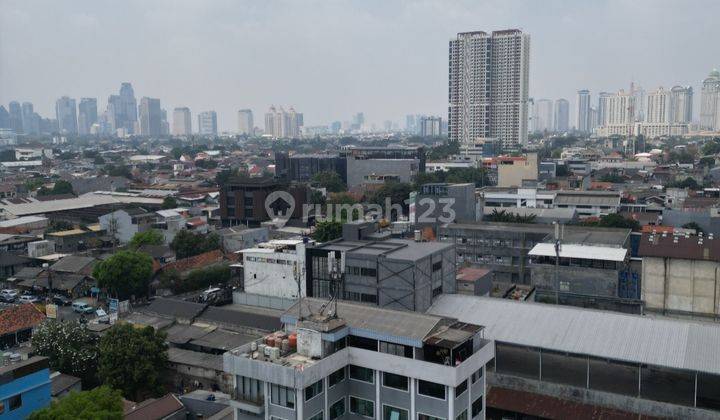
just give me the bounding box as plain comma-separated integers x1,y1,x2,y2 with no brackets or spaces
108,298,119,313
46,304,58,319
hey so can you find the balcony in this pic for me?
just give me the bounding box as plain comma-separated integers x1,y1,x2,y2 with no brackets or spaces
230,391,264,415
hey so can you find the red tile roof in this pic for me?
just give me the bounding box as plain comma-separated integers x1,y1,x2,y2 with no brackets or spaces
0,304,46,336
638,233,720,262
160,249,224,273
124,394,184,420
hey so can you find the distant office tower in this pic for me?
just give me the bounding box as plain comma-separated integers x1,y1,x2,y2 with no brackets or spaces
0,106,9,129
576,90,591,133
138,97,162,136
160,109,169,135
631,84,646,122
419,116,442,136
352,112,365,131
237,109,253,135
669,86,693,124
172,107,192,135
535,99,553,132
21,102,38,134
330,121,341,134
106,83,138,135
554,99,569,132
198,111,218,136
589,107,598,132
264,106,303,138
645,87,670,124
606,90,634,125
700,69,720,131
55,96,77,134
527,98,536,132
77,98,98,135
597,92,612,127
8,101,23,133
449,29,530,152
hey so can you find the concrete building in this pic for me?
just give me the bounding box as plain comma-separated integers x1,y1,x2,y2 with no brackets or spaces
55,96,77,135
419,116,442,136
645,87,670,124
700,68,720,131
553,98,569,133
669,85,693,124
0,356,51,419
265,106,303,139
139,97,162,136
576,90,591,133
240,239,314,299
219,178,309,227
217,226,269,253
496,154,538,188
429,294,720,419
342,146,425,188
98,207,157,244
534,99,553,132
639,232,720,318
306,235,455,313
449,29,530,152
478,188,620,219
77,98,97,135
172,107,192,136
409,183,479,225
223,298,494,420
198,111,218,136
238,109,254,136
275,153,346,183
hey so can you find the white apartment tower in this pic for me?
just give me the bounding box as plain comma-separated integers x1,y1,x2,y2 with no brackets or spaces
172,107,192,136
449,29,530,152
238,109,254,136
198,110,218,136
669,86,693,124
554,98,570,132
700,69,720,131
534,99,553,132
645,87,670,124
264,106,303,138
576,90,591,133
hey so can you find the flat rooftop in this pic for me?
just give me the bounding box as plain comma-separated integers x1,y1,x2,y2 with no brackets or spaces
312,239,453,262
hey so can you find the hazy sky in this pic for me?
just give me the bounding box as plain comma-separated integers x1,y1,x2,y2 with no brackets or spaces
1,0,719,131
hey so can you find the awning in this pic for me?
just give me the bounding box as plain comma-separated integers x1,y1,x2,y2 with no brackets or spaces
528,243,627,262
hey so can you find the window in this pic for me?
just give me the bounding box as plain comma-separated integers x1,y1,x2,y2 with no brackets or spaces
379,341,412,358
330,398,346,420
308,411,323,420
270,384,295,409
455,379,467,396
350,396,374,418
305,379,323,401
383,405,408,420
8,395,21,411
237,376,263,402
348,335,378,351
382,372,408,391
418,414,444,420
456,410,467,420
471,397,483,417
471,368,483,384
432,261,442,272
418,380,445,400
349,365,374,383
329,367,345,388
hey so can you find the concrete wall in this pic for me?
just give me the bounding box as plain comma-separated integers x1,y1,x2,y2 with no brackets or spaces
642,256,720,316
346,159,418,188
497,155,538,188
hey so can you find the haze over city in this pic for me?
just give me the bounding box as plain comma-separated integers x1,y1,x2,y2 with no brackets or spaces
2,0,720,130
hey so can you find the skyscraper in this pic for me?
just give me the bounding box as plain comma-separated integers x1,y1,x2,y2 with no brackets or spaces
535,99,553,132
449,29,530,152
264,106,303,138
576,90,591,133
160,109,169,135
597,92,612,127
172,107,192,136
55,96,77,134
419,116,442,136
138,97,162,136
700,69,720,131
645,87,670,124
78,98,98,135
21,102,39,134
669,86,693,124
198,111,218,136
0,106,9,129
238,109,254,135
119,82,138,134
554,98,570,132
8,101,23,133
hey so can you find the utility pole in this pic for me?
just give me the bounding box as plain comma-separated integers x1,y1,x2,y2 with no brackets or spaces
554,222,562,305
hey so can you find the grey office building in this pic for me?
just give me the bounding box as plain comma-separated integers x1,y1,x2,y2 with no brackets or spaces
223,298,494,420
139,97,162,136
78,98,98,135
342,146,425,188
409,183,479,226
55,96,77,134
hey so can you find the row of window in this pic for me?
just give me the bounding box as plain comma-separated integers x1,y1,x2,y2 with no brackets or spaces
347,266,378,277
246,256,296,265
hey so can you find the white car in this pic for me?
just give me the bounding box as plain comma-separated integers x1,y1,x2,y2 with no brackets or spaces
19,295,40,304
0,289,19,302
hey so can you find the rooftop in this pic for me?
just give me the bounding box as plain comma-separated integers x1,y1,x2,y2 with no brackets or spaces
0,304,46,335
638,233,719,262
312,239,453,262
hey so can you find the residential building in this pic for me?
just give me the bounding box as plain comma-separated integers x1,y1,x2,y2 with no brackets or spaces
77,98,97,135
700,68,720,131
645,87,670,123
238,109,254,135
55,96,77,134
240,239,314,299
0,356,51,419
342,146,425,188
264,106,303,139
98,207,157,244
198,111,218,136
429,294,720,419
275,153,346,183
21,102,39,134
139,97,162,136
419,116,442,136
496,154,538,188
639,232,720,317
8,101,23,133
669,85,693,123
449,29,530,152
219,178,309,227
223,298,494,420
576,90,591,133
534,99,553,132
172,107,192,136
553,98,569,132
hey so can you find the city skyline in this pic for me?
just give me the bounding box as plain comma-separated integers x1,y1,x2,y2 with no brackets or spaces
2,0,720,132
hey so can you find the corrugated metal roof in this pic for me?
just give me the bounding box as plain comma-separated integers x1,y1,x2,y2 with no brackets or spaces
528,243,628,262
428,295,720,375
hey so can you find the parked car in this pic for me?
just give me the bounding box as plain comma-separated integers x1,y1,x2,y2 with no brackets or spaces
0,289,19,302
72,301,94,314
52,295,72,306
19,295,40,304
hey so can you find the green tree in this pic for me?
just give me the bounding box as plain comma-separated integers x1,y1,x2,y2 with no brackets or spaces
313,220,343,242
38,180,74,196
170,230,220,259
98,324,168,401
129,229,164,249
312,171,346,193
682,222,703,233
92,251,153,299
310,190,326,205
367,181,413,220
599,173,625,183
485,209,537,224
668,177,701,190
701,138,720,156
47,220,75,233
161,196,178,209
29,386,123,420
32,321,98,387
161,264,231,293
